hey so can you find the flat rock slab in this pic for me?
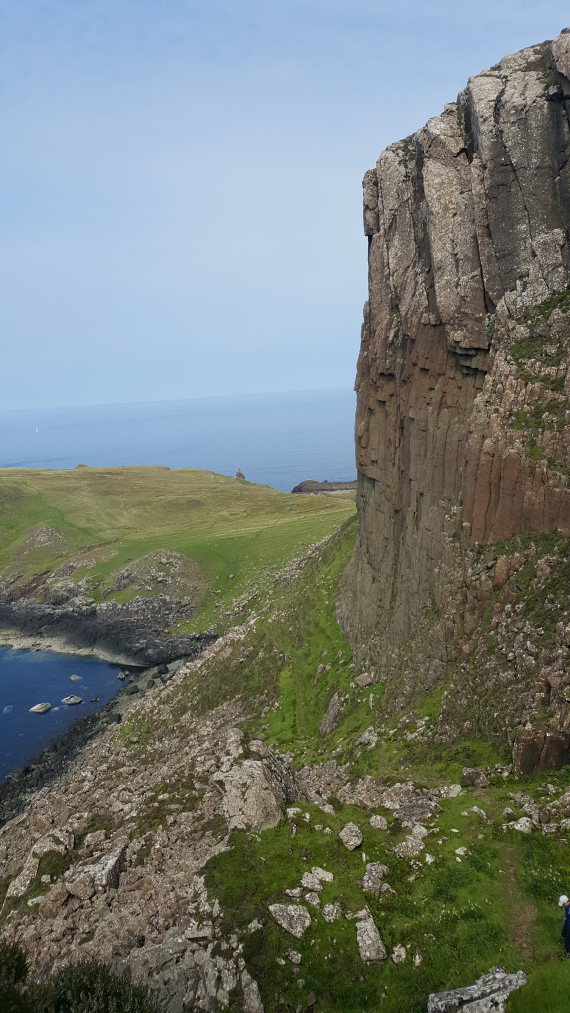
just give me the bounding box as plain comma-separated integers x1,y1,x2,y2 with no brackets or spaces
29,702,51,714
427,968,527,1012
61,695,83,705
268,904,311,938
356,916,387,962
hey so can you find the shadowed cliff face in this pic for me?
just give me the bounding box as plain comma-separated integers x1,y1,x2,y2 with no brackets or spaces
341,30,570,772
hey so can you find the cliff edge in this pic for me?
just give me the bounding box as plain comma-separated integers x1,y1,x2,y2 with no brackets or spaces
341,29,570,772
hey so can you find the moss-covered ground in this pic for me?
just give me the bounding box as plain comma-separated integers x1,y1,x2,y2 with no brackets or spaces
174,522,570,1010
204,782,570,1011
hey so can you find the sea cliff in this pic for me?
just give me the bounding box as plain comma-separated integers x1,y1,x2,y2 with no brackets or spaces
341,29,570,773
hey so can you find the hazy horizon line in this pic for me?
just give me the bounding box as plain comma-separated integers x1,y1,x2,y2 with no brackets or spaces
0,385,356,417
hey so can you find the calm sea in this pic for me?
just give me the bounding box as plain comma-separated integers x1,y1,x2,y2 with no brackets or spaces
0,387,356,492
0,387,356,778
0,647,124,780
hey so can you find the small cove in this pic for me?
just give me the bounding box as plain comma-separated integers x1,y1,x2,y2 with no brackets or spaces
0,645,126,780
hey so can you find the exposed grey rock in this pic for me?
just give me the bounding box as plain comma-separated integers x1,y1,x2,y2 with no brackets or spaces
436,784,462,799
61,695,83,706
369,814,388,830
268,903,312,938
508,817,534,834
356,673,374,687
393,825,427,857
461,768,490,789
355,726,378,748
28,702,51,714
360,862,389,895
6,828,73,899
286,949,302,965
300,871,323,892
427,967,528,1012
341,27,570,776
311,866,333,883
65,841,127,900
394,799,442,824
304,891,320,908
284,887,302,899
241,969,264,1013
338,822,363,850
391,944,406,964
213,747,301,832
356,916,387,962
319,691,342,736
322,902,342,923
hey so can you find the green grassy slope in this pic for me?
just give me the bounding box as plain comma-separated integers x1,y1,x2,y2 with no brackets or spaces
133,520,570,1011
0,467,355,632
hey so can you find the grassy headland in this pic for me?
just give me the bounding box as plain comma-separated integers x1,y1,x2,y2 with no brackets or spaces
0,466,355,635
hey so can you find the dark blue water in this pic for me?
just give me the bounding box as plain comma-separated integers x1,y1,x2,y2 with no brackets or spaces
0,647,125,779
0,387,356,779
0,387,356,492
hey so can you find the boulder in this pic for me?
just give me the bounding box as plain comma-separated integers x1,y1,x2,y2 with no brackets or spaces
356,916,387,962
427,968,527,1012
393,825,427,858
322,902,342,923
61,695,83,706
370,814,388,830
356,727,378,748
319,691,342,736
356,673,374,688
28,702,51,714
213,749,301,832
461,768,489,788
6,828,73,899
65,841,127,900
393,799,442,824
339,822,363,850
360,862,389,895
300,871,323,892
391,944,406,964
268,904,311,938
508,817,534,834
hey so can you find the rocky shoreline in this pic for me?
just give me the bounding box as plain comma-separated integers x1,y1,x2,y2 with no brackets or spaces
0,653,197,827
0,593,216,668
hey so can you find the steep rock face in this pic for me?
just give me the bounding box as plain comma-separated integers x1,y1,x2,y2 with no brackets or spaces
341,30,570,771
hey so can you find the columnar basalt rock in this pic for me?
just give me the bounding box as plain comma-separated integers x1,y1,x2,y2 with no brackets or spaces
341,29,570,771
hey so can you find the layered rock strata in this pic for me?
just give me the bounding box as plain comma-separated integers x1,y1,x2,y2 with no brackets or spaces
341,29,570,770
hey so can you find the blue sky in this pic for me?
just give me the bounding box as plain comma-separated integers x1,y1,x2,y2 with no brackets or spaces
1,1,568,410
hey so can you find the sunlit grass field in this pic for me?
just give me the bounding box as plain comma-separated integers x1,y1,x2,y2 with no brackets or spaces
0,466,355,632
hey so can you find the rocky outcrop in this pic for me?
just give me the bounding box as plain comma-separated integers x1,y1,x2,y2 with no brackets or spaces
427,967,528,1011
212,742,304,832
341,28,570,772
0,593,214,666
291,480,357,495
